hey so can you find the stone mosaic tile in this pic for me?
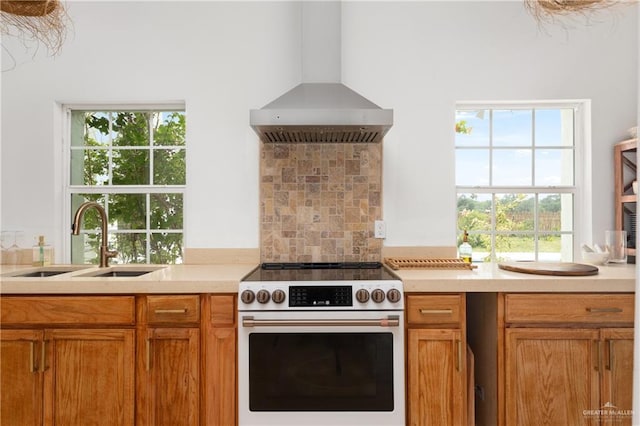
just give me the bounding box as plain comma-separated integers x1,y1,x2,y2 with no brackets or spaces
260,143,383,263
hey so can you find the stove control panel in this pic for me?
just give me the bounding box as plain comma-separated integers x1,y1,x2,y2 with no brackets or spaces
238,281,403,311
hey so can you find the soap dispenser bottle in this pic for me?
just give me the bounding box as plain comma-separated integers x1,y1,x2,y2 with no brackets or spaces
32,235,52,266
458,230,472,263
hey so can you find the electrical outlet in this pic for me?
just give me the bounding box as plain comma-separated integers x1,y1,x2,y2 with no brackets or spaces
374,220,386,239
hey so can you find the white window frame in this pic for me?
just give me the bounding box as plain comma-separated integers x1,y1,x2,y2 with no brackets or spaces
60,103,187,264
455,100,591,261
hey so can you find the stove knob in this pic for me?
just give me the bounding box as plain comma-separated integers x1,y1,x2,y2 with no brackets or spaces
272,289,286,304
387,288,402,303
371,289,386,303
355,289,370,303
240,289,255,304
256,289,271,304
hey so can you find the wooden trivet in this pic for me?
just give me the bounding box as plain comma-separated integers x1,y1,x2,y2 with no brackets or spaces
384,257,477,270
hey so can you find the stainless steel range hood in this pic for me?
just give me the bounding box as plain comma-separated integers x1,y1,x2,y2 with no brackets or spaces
250,2,393,143
250,83,393,143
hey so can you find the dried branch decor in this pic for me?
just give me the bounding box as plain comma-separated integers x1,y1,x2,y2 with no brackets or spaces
1,0,69,55
525,0,632,23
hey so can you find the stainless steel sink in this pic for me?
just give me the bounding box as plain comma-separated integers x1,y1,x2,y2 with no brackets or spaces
76,266,165,278
3,266,91,278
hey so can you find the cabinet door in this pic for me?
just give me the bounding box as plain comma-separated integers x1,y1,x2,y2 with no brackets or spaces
203,295,237,426
1,330,44,426
505,328,599,426
138,327,200,426
407,328,466,426
43,329,135,426
601,328,634,426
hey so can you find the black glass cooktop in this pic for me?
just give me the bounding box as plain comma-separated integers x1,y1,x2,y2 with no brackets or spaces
242,262,400,282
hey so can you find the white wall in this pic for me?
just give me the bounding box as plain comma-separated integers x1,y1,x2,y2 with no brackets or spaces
342,1,638,246
1,1,638,260
1,1,301,259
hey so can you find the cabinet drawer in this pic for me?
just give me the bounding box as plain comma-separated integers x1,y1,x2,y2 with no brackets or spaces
1,296,135,325
505,293,634,325
406,294,464,326
209,295,236,326
147,295,200,325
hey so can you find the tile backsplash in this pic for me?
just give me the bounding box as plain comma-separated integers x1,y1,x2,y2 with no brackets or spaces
260,143,382,263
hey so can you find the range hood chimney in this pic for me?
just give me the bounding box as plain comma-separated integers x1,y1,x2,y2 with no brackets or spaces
250,1,393,143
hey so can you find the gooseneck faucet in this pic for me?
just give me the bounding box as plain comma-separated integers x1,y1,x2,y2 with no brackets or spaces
72,201,118,268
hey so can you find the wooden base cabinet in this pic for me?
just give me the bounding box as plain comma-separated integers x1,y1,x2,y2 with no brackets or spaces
505,328,599,426
406,294,468,426
501,293,634,426
1,293,238,426
136,296,201,426
203,295,237,426
1,330,45,426
45,329,135,425
0,296,136,426
601,328,634,418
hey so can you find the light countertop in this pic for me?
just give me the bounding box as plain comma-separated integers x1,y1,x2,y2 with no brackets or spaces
397,262,636,293
0,264,258,294
0,262,636,295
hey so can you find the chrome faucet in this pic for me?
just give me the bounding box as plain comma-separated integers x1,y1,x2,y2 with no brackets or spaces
71,201,118,267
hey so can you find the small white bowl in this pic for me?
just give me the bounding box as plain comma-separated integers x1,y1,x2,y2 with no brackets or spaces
581,251,609,265
633,181,638,195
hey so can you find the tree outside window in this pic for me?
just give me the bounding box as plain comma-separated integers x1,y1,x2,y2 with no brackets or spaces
455,105,577,262
68,108,186,264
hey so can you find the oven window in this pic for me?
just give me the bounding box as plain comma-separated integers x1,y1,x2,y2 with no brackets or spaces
249,333,394,411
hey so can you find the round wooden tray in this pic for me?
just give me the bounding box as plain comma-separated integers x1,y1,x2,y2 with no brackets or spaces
497,261,598,276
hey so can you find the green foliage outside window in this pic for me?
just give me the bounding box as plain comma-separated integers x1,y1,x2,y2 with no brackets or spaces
70,110,185,264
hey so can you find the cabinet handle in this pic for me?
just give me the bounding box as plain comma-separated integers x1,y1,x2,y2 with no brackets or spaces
420,309,453,315
594,340,601,372
146,339,151,372
586,307,623,313
29,341,36,373
456,339,462,372
606,340,613,371
40,340,47,373
154,309,188,314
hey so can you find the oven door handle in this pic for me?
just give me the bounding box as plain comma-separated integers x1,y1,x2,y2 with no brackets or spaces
241,315,400,328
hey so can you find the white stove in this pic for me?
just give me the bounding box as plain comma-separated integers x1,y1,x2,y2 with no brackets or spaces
237,262,405,426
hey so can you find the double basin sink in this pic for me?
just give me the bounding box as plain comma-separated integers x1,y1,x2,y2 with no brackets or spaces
3,265,165,278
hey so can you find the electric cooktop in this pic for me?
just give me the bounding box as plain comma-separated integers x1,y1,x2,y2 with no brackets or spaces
242,262,400,282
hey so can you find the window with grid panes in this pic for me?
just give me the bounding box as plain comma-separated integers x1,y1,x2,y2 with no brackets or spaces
67,107,185,264
455,103,581,262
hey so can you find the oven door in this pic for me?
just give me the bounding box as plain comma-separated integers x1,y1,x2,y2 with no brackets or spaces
238,310,405,426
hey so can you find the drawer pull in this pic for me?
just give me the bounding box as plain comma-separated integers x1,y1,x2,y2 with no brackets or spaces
154,309,188,314
586,307,623,313
420,309,453,315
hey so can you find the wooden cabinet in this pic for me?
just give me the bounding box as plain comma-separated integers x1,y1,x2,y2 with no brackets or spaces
202,295,237,426
1,293,238,426
0,296,136,426
501,293,634,426
45,328,135,425
505,328,599,426
1,330,44,426
614,138,638,260
406,294,468,426
136,295,200,426
601,327,634,422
